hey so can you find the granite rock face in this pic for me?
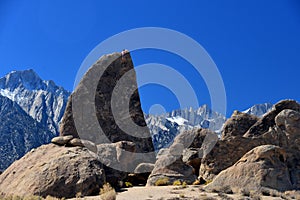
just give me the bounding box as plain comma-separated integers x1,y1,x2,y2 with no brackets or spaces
59,52,155,188
146,129,216,186
60,52,154,154
205,145,292,192
221,111,258,139
146,153,196,186
0,144,105,198
200,99,300,191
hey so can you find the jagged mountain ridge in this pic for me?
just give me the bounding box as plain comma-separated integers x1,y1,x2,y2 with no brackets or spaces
0,94,52,171
0,69,70,135
145,105,226,151
145,103,274,151
243,102,273,117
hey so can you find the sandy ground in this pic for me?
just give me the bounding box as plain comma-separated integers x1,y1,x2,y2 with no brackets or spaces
74,185,287,200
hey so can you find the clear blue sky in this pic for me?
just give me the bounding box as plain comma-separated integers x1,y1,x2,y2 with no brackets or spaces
0,0,300,116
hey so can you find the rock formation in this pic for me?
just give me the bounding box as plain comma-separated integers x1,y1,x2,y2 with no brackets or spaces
0,144,105,198
205,145,292,192
59,51,155,188
199,100,299,182
60,51,154,154
200,99,300,192
146,128,216,186
221,111,258,139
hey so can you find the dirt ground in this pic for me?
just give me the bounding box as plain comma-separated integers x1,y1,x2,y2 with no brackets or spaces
74,185,290,200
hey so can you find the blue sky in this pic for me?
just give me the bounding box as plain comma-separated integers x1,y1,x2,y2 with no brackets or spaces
0,0,300,116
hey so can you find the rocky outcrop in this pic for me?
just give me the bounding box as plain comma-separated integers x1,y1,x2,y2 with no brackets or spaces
146,129,215,186
199,100,300,182
244,99,300,137
146,153,196,186
221,111,258,139
59,51,156,187
96,141,136,187
0,144,105,198
60,51,154,154
205,145,292,192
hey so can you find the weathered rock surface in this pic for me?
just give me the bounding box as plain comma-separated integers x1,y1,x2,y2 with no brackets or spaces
147,128,220,185
205,145,292,192
199,99,300,193
96,141,136,187
199,100,300,182
0,144,105,198
60,51,154,154
146,153,196,186
51,135,73,145
221,111,258,139
244,99,300,137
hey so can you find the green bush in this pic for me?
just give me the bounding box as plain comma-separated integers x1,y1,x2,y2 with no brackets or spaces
124,182,133,188
172,180,182,186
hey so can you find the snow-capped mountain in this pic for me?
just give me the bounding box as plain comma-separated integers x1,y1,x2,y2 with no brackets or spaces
145,105,226,151
0,94,52,171
243,103,273,117
0,69,70,135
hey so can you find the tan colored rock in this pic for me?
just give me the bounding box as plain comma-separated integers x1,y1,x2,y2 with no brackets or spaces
245,99,300,137
68,138,84,147
146,152,196,186
0,144,105,198
275,109,300,142
51,135,73,145
205,145,293,192
221,111,258,139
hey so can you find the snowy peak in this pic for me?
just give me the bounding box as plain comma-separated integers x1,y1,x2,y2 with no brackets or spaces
145,105,226,151
0,69,44,91
243,103,273,117
0,69,71,135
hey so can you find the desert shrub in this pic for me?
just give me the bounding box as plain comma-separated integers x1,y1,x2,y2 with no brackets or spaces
192,180,201,185
204,180,212,185
100,183,116,200
124,182,133,188
45,196,60,200
172,180,182,186
154,177,169,186
23,196,40,200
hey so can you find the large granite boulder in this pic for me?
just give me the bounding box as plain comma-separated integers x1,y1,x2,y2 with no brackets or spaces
205,145,293,192
146,129,213,186
244,99,300,137
199,99,299,181
221,111,258,139
96,141,136,187
0,144,105,198
59,51,155,187
275,109,300,189
146,152,196,186
60,51,154,154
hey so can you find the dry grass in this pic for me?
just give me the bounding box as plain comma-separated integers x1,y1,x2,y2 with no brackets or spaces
154,177,169,186
99,183,116,200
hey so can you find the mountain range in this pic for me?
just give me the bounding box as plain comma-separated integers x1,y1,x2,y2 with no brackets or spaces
0,69,273,171
0,70,70,171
